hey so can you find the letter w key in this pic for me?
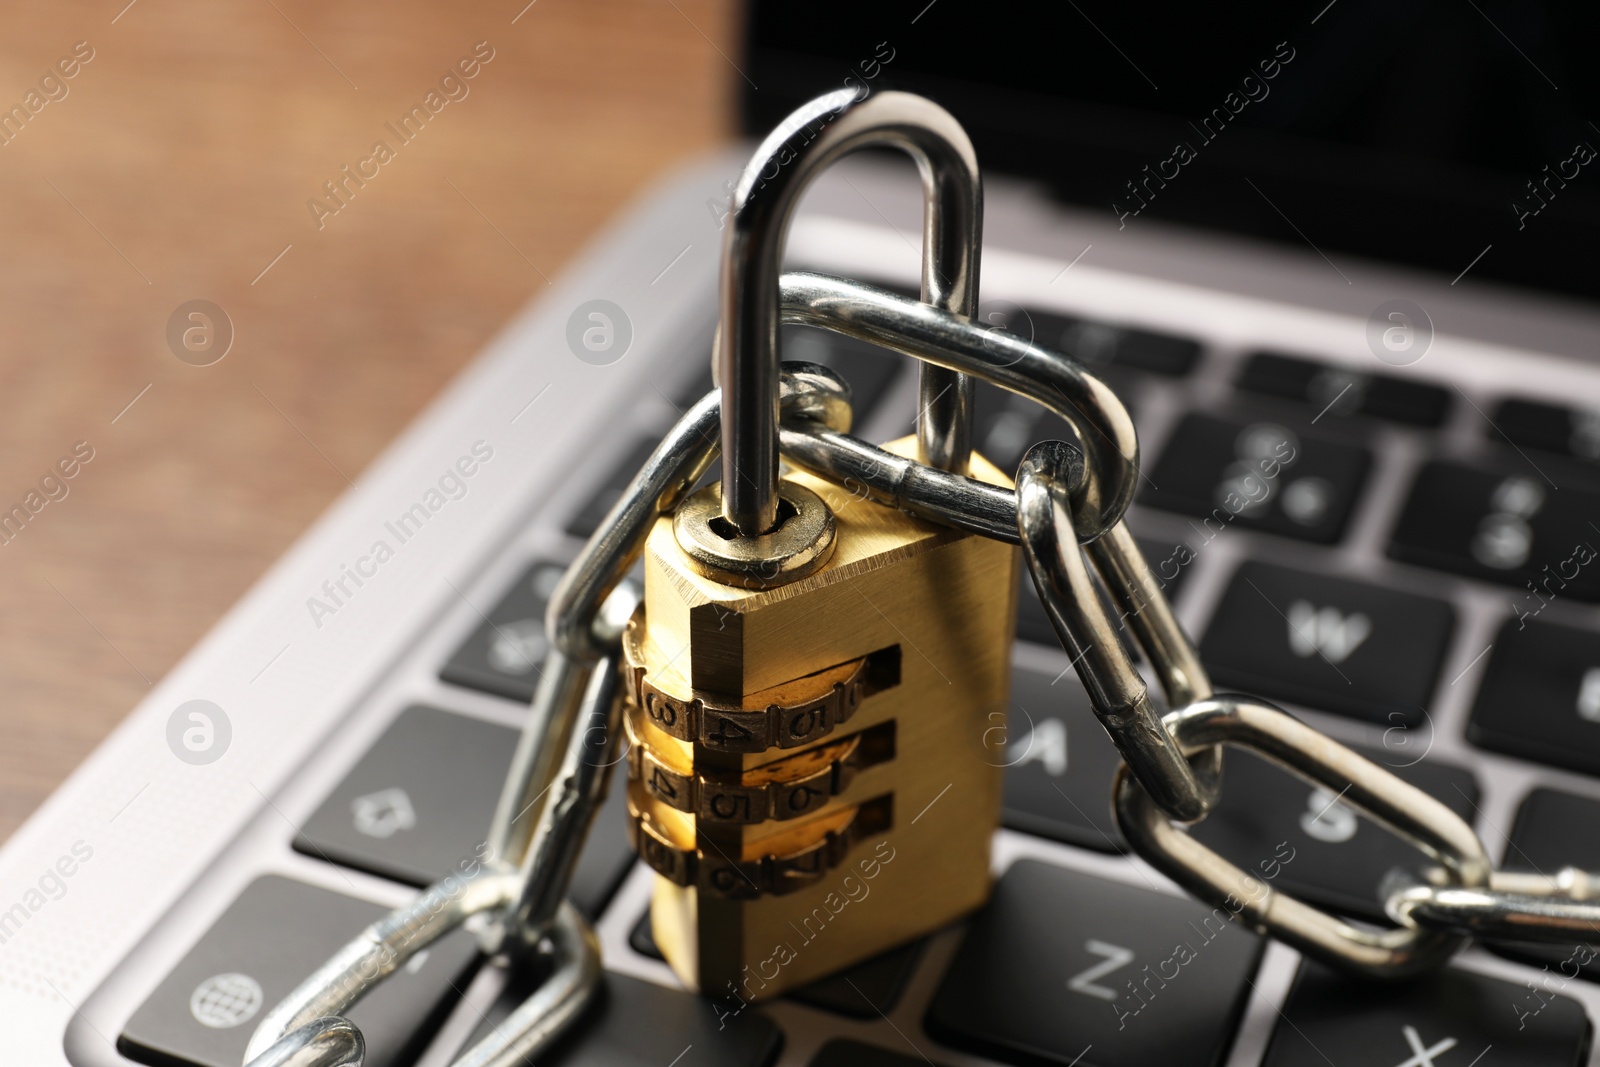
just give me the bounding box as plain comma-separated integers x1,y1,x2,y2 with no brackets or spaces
1067,940,1135,1001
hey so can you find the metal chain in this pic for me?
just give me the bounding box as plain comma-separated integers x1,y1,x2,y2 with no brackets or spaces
247,269,1600,1066
243,368,855,1067
780,271,1600,974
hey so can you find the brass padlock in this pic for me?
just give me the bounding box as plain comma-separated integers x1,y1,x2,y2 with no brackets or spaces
623,90,1016,1002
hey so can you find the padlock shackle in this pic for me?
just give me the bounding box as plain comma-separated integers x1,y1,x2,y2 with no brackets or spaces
719,89,983,536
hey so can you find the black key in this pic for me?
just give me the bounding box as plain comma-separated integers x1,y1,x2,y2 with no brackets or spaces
1188,743,1479,922
118,876,479,1067
972,380,1084,477
567,438,657,540
1142,414,1371,543
811,1040,946,1067
1135,539,1197,601
925,374,1140,479
294,706,635,918
1389,462,1600,600
1261,959,1590,1067
1237,352,1451,427
1000,665,1125,852
787,939,925,1018
1508,788,1600,871
1493,397,1600,466
1015,539,1191,650
1200,562,1454,726
1468,618,1600,776
926,860,1262,1067
294,706,510,885
459,969,782,1067
1486,788,1600,977
441,560,564,702
628,906,661,959
1023,307,1200,377
628,907,925,1018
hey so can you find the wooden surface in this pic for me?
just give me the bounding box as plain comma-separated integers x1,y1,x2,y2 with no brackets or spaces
0,0,737,844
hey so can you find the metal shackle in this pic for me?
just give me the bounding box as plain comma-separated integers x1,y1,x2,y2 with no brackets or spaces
718,88,983,536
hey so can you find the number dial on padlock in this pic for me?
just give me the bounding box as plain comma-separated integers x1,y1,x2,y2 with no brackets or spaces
625,643,874,751
624,712,894,824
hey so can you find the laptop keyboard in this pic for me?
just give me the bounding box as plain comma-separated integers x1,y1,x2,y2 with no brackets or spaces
106,285,1600,1067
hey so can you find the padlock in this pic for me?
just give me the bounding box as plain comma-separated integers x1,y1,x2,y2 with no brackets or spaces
622,89,1017,1002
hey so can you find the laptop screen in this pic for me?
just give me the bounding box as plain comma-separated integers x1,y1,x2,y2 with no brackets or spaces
744,0,1599,300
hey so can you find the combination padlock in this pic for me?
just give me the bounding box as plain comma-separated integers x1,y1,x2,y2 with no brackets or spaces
623,90,1017,1001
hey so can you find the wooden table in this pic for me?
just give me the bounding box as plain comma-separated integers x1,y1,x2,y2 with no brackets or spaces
0,0,735,843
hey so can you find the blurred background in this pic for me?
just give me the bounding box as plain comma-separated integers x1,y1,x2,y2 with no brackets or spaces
0,0,737,842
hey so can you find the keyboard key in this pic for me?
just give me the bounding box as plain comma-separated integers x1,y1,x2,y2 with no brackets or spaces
1135,539,1197,601
788,939,925,1018
926,372,1138,481
1261,959,1590,1067
294,706,510,885
1188,743,1479,922
1468,618,1600,776
925,860,1262,1067
1389,462,1600,601
628,907,925,1018
1237,352,1451,427
1000,665,1126,852
1015,539,1191,651
294,705,635,919
460,969,782,1067
1022,308,1200,377
118,876,479,1067
972,380,1084,478
1493,397,1600,466
674,324,905,422
1200,562,1454,726
1507,788,1600,870
1142,414,1371,543
440,560,565,702
628,906,660,959
811,1040,946,1067
567,438,657,540
1485,788,1600,977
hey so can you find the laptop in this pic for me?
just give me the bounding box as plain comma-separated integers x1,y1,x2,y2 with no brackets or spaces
11,0,1600,1064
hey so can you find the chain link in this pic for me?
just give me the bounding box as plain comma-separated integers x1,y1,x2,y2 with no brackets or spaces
1387,868,1600,945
